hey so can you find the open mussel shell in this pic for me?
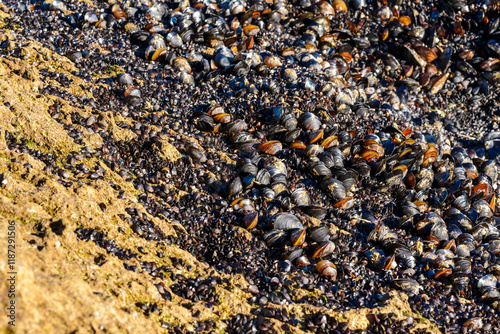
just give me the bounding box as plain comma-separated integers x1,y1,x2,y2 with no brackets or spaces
312,240,335,258
194,112,215,132
290,228,306,246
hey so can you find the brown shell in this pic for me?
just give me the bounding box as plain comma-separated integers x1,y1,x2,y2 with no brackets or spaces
264,56,282,68
419,74,431,87
361,149,379,162
363,141,385,157
213,113,232,124
113,9,127,20
318,0,335,16
401,65,413,78
405,173,416,188
479,58,500,71
150,48,167,61
398,16,411,26
243,25,260,37
316,260,337,279
434,268,452,280
414,201,428,212
321,135,339,149
382,28,389,41
442,239,456,251
173,57,192,73
296,255,311,267
424,64,438,76
430,73,449,94
208,105,225,116
230,17,240,30
414,45,438,62
453,21,464,37
291,140,307,150
458,50,475,61
423,147,438,166
258,140,283,155
383,254,396,270
246,36,254,50
339,52,353,63
332,0,348,13
282,47,295,57
333,197,354,209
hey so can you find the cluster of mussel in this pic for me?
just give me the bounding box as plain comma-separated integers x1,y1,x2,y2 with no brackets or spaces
59,0,500,108
357,133,500,304
41,0,500,115
262,213,338,278
198,99,500,302
193,104,344,277
36,0,500,310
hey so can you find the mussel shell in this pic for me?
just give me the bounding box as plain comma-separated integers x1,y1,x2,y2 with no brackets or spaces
258,140,283,155
290,228,307,246
283,128,302,143
322,177,346,200
308,226,331,243
185,144,207,162
312,240,335,258
253,169,271,187
273,213,303,230
229,177,243,196
223,119,248,135
291,187,311,207
264,229,287,247
303,205,328,220
299,112,321,131
242,211,258,229
194,113,215,132
282,246,303,262
392,278,422,295
309,161,332,178
316,260,337,278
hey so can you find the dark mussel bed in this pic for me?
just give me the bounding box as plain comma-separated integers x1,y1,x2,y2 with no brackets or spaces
3,0,500,332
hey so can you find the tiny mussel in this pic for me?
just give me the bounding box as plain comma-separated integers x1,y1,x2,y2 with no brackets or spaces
316,260,337,279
